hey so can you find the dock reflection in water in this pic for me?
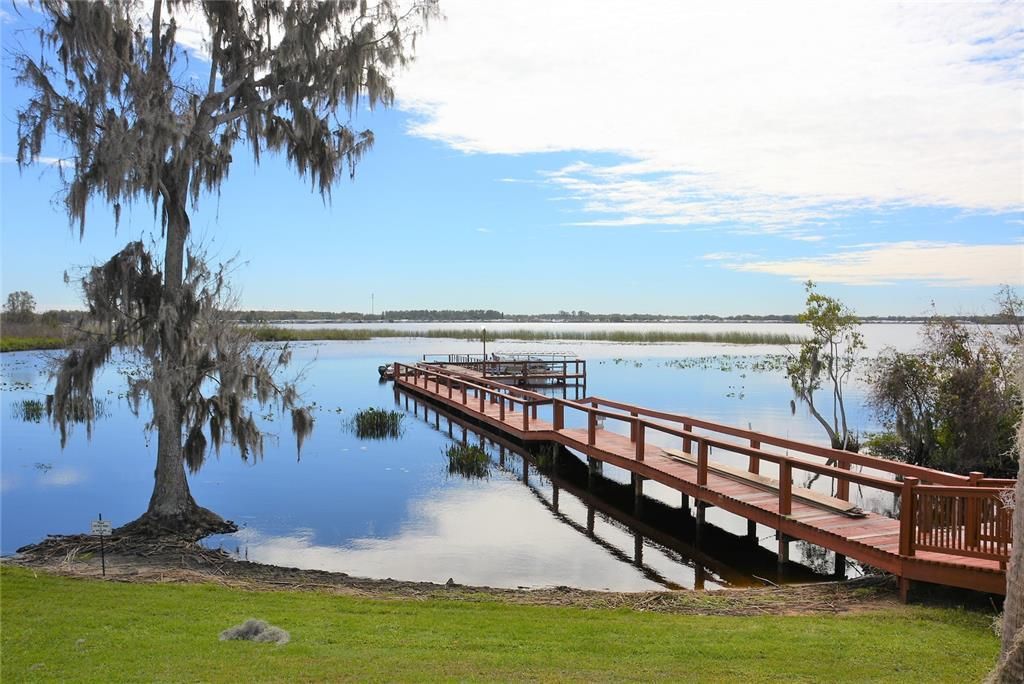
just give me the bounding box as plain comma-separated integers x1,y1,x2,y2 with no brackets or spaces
395,387,832,590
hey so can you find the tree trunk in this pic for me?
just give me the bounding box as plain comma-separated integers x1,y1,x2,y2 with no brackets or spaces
117,181,235,539
989,367,1024,682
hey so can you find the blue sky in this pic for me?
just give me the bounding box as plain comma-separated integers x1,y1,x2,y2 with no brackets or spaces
1,1,1021,316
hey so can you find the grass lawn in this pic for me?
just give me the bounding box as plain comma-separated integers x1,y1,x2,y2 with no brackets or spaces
0,566,998,682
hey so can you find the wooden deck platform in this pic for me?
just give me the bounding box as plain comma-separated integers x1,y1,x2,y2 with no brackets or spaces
394,362,1012,598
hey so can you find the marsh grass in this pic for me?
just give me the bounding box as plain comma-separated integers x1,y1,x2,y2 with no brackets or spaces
12,399,44,423
0,337,65,352
351,408,404,439
251,327,802,345
444,442,491,479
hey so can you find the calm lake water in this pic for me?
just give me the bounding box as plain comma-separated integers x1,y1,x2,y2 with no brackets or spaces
1,323,923,590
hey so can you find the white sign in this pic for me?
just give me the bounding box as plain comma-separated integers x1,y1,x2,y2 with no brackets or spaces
91,520,112,536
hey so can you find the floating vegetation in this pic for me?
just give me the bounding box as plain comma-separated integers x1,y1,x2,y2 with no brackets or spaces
351,408,404,439
251,327,803,346
444,442,491,479
660,354,790,374
13,399,44,422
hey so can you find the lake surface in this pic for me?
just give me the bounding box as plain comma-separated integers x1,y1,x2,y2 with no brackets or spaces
1,323,923,590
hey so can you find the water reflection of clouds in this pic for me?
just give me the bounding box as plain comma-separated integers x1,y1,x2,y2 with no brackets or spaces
233,482,667,591
38,467,83,487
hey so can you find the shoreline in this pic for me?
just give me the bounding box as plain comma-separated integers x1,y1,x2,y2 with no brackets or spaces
6,533,900,616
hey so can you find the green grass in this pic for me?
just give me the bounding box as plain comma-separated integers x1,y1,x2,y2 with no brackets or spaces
12,399,45,422
0,566,998,682
444,442,491,479
351,407,404,439
251,327,802,345
0,336,64,352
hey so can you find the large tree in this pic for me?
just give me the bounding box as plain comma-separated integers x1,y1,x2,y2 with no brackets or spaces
3,290,37,323
15,0,437,537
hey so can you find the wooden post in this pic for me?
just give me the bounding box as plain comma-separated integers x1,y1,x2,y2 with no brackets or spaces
683,424,693,453
447,376,453,399
479,389,485,413
522,402,530,431
836,459,851,501
779,459,792,516
748,439,761,475
635,420,645,462
834,553,846,579
778,535,790,569
499,397,506,422
966,471,982,548
587,411,596,446
899,476,920,557
629,411,638,442
532,404,538,419
553,401,564,430
462,384,467,405
697,440,708,486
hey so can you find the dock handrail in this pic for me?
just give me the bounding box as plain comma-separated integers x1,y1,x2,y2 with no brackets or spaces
578,395,971,486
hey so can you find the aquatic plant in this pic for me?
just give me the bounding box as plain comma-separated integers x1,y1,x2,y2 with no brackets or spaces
13,399,44,423
444,443,491,479
352,408,404,439
250,327,804,346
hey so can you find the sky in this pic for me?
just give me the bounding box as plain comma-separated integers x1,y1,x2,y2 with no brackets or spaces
1,0,1021,316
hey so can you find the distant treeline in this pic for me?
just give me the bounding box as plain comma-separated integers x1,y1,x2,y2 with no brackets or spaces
234,308,1021,324
5,308,1022,327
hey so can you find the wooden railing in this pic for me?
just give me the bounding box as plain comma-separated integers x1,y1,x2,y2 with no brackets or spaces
423,357,586,382
394,363,551,431
395,362,1014,566
902,479,1012,564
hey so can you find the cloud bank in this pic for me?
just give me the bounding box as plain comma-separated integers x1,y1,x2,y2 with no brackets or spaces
397,1,1023,231
708,241,1024,286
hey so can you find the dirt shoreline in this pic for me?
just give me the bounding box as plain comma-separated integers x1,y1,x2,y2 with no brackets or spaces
5,533,904,617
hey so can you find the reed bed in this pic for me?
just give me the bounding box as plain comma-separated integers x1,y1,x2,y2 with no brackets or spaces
251,327,801,345
350,408,404,439
12,399,45,423
0,337,65,352
444,443,491,479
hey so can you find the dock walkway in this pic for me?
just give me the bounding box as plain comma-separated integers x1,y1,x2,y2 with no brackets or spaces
394,362,1012,598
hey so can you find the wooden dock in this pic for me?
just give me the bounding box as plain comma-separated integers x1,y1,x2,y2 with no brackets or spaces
422,353,586,392
393,361,1013,598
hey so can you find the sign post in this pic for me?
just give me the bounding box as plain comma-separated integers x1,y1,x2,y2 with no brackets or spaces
91,514,112,576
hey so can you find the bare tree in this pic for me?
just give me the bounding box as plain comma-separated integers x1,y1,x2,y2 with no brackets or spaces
15,0,437,537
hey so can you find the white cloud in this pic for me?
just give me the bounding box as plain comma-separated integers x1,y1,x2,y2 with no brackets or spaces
713,241,1024,286
397,1,1023,229
1,154,66,168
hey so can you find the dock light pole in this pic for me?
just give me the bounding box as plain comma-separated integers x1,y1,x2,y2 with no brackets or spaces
481,327,487,358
